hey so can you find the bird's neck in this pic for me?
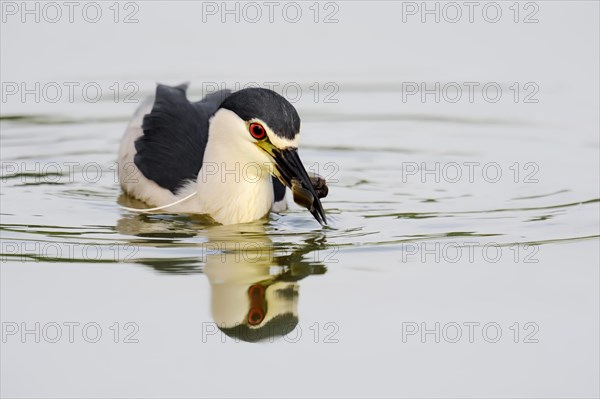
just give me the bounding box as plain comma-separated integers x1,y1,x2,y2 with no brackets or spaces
194,112,274,224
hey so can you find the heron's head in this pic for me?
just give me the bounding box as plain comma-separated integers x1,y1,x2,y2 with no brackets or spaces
209,88,327,225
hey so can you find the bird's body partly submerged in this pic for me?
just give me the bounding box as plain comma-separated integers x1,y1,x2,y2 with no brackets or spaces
118,84,326,225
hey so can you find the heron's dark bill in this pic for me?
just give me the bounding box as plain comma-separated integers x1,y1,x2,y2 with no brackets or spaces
271,148,327,225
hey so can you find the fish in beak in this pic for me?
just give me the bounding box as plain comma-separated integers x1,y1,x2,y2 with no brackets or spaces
257,142,327,225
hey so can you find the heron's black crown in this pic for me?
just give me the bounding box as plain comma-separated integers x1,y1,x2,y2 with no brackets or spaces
220,88,300,140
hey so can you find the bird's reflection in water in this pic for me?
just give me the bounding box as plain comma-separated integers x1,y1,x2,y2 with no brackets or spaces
116,210,328,342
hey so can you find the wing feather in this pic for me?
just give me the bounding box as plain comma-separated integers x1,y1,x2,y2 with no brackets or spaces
134,84,230,194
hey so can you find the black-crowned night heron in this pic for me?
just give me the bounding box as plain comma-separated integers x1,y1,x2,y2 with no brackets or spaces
204,250,302,343
203,223,326,343
118,83,327,225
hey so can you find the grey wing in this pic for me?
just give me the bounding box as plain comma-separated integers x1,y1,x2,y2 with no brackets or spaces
133,84,231,194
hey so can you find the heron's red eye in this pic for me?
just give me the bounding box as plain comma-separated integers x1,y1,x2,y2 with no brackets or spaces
247,284,266,325
249,123,266,140
248,309,264,325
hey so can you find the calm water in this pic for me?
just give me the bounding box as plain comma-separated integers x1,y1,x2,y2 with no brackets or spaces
1,2,599,397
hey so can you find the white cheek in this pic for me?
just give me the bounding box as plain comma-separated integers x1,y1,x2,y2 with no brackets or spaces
210,109,246,139
210,109,276,169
